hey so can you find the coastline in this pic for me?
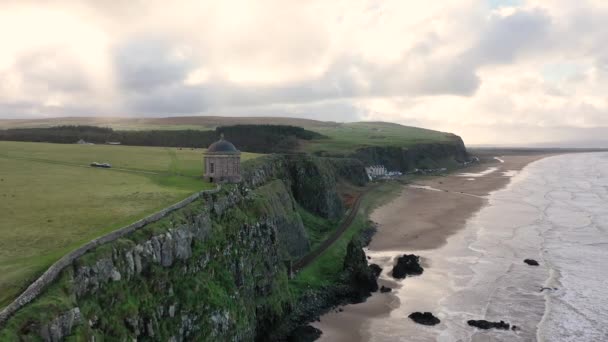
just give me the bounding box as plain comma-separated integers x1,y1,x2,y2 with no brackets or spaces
312,153,554,342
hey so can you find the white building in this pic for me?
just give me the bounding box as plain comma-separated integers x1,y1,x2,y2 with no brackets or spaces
365,165,387,180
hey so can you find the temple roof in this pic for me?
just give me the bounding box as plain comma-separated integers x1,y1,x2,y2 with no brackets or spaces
206,135,240,154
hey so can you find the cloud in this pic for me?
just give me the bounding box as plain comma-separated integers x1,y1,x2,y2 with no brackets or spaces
469,8,552,64
1,0,608,145
114,37,198,91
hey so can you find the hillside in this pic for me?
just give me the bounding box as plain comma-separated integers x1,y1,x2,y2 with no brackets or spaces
0,116,336,131
0,116,462,160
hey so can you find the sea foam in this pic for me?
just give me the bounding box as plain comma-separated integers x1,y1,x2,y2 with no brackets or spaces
365,153,608,342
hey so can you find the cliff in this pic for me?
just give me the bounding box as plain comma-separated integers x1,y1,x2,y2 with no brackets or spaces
352,135,469,171
0,137,468,341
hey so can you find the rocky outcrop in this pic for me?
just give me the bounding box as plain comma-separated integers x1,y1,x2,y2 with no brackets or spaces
241,154,368,221
286,156,345,221
409,312,440,326
341,238,379,302
467,320,511,330
351,136,469,172
369,264,382,279
324,157,369,186
273,235,381,341
287,325,322,342
391,254,424,279
39,308,82,342
524,259,539,266
380,286,392,293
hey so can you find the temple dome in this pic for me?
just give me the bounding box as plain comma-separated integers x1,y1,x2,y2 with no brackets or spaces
206,135,239,154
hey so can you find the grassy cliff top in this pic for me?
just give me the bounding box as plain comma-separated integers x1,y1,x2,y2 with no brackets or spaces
0,141,260,308
302,121,455,155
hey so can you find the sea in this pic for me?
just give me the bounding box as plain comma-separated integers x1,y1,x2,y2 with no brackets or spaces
364,153,608,341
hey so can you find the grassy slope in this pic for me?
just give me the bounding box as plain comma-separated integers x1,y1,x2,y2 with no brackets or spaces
303,122,452,155
0,141,260,308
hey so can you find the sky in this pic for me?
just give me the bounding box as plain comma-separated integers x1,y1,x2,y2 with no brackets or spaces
0,0,607,145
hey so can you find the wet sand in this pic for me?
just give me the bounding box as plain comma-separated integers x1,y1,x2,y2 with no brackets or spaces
312,154,553,341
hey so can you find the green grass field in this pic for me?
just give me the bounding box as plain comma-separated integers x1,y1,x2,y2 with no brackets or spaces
0,141,260,308
302,122,453,155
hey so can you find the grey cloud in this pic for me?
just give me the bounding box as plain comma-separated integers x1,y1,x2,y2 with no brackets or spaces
469,8,552,64
114,37,197,91
129,84,206,114
122,50,484,116
16,47,89,92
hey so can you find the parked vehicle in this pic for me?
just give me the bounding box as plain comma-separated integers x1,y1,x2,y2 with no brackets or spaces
90,162,112,168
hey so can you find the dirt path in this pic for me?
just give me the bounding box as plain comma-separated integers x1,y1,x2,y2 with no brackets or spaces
293,190,367,272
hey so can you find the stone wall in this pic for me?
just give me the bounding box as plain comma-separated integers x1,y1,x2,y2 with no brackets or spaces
0,186,221,329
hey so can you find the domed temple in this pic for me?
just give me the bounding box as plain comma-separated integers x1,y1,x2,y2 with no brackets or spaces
203,134,241,183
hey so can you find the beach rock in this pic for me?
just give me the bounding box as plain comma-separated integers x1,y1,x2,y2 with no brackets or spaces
342,238,379,297
524,259,539,266
287,325,322,342
467,320,510,330
369,264,382,278
391,254,423,279
380,286,392,293
409,312,440,326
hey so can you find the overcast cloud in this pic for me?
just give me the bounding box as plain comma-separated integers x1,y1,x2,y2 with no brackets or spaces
1,0,607,145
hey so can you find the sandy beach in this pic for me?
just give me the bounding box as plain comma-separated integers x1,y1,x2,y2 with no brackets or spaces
312,153,553,341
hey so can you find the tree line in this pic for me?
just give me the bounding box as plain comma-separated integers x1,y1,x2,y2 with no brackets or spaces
0,124,325,153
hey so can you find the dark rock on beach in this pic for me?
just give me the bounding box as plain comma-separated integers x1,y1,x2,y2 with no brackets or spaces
409,312,440,326
467,320,510,330
391,254,424,279
287,325,322,342
380,286,392,293
524,259,539,266
343,238,379,298
369,264,382,279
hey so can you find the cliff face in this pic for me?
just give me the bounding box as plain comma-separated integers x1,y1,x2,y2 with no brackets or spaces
352,136,469,171
242,155,367,221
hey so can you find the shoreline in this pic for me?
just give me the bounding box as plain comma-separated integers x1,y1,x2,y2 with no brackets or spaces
312,153,554,342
